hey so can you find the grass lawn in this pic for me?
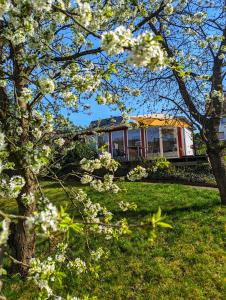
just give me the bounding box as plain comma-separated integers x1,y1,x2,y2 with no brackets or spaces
2,182,226,300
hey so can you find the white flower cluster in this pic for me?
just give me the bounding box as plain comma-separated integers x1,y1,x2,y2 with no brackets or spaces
127,166,148,181
32,128,42,140
128,32,166,69
63,92,78,106
54,138,65,147
118,201,137,212
96,92,118,105
71,188,115,237
80,158,101,172
76,1,92,27
0,176,25,199
101,26,132,55
99,152,119,172
67,258,86,274
0,0,11,19
39,78,55,94
197,40,208,49
101,27,166,70
18,88,33,103
80,151,119,173
21,192,35,206
0,132,6,151
210,90,224,103
33,0,54,12
181,12,207,25
29,256,56,297
72,73,101,92
0,219,10,246
0,80,6,88
90,174,120,193
80,174,93,184
90,247,107,261
164,3,174,15
55,242,68,263
26,202,59,235
72,188,88,203
83,198,113,224
23,140,52,174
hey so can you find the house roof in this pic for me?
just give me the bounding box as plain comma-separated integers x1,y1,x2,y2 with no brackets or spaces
130,115,191,128
89,114,192,131
90,116,126,129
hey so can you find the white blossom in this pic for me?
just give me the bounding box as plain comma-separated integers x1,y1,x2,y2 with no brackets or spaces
128,32,166,69
0,132,6,151
101,26,132,55
33,0,54,12
0,219,10,246
19,88,33,103
54,138,65,147
26,202,59,235
81,174,93,184
39,78,55,94
67,258,86,274
127,166,148,181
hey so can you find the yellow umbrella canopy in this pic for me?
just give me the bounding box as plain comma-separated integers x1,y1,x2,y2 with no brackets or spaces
130,115,191,128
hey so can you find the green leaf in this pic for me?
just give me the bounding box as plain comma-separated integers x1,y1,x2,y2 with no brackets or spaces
156,207,161,220
157,222,173,229
153,35,163,41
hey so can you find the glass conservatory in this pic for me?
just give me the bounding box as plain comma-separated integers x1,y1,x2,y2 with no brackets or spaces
91,114,194,161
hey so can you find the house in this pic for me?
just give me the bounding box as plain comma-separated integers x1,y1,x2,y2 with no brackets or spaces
89,114,194,161
218,98,226,140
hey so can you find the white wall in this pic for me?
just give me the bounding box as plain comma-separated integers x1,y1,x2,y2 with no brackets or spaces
219,116,226,140
183,128,194,156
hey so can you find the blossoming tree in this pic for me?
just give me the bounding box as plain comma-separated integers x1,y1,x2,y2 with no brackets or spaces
0,0,174,298
129,0,226,203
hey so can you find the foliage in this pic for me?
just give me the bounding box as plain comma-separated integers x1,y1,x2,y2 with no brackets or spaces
62,139,98,166
148,163,216,186
193,133,207,155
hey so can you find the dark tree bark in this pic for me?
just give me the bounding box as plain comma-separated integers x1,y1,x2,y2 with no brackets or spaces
208,148,226,205
10,169,37,277
204,122,226,205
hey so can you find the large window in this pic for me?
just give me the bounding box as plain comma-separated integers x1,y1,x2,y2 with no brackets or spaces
112,130,125,158
146,127,161,158
97,133,109,151
128,129,141,160
161,128,178,158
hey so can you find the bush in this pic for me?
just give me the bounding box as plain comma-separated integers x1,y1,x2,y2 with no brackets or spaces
148,163,216,185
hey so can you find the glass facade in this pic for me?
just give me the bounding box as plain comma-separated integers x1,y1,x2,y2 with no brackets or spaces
146,127,161,158
112,130,125,158
97,133,109,151
161,128,178,158
128,129,141,160
96,126,181,160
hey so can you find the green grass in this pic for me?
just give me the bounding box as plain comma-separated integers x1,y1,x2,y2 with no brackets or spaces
1,182,226,300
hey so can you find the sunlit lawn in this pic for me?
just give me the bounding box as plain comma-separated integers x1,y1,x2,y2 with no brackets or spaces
2,181,225,300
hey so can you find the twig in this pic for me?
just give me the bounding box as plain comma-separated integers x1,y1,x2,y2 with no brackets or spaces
4,253,29,268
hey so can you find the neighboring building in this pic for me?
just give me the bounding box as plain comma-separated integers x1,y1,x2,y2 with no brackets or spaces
89,114,194,161
219,98,226,140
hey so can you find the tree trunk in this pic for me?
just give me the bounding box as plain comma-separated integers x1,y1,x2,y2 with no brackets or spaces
207,147,226,205
10,171,37,277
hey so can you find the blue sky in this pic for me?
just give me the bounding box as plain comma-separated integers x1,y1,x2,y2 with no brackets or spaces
69,101,121,127
68,96,163,127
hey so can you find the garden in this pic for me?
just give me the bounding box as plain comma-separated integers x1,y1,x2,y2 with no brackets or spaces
0,1,225,300
2,181,225,299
